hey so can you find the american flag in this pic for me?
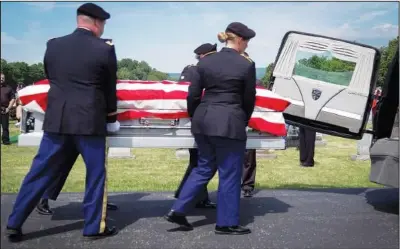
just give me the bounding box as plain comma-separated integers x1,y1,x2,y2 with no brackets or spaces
18,79,291,136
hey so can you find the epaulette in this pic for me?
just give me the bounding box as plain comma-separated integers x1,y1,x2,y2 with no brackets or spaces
105,40,114,46
187,64,195,68
241,53,253,63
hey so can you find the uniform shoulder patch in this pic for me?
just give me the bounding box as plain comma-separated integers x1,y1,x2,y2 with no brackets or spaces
240,53,253,63
105,40,114,46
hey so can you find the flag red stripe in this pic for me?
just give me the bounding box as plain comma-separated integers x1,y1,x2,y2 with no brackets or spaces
32,79,289,111
118,110,287,136
255,96,290,112
248,118,287,136
118,90,289,111
21,79,289,136
117,90,188,101
118,110,189,120
19,93,48,110
33,79,50,85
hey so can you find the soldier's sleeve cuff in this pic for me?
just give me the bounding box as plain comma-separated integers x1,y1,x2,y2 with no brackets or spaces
107,115,117,123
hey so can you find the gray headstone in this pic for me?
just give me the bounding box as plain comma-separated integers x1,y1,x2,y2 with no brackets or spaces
391,111,399,139
32,112,44,132
176,149,277,159
108,147,135,158
175,148,190,159
351,133,372,161
285,125,327,148
368,110,373,123
255,149,277,159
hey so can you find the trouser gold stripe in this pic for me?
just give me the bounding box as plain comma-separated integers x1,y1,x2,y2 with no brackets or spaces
99,137,108,234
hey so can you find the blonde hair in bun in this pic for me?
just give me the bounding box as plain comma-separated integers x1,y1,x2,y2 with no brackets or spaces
217,32,237,43
217,32,228,42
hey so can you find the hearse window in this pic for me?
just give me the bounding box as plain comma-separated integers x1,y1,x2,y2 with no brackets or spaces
292,50,356,86
274,35,376,95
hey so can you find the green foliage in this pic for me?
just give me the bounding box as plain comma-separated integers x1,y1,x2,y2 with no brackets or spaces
294,63,354,86
1,59,45,89
293,55,356,86
297,55,356,72
260,62,274,88
1,57,170,89
116,59,169,81
377,36,399,87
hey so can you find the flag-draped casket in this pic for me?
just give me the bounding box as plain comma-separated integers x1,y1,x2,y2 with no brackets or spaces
17,79,291,136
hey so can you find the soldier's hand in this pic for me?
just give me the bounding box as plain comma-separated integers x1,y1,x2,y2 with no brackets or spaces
107,120,120,133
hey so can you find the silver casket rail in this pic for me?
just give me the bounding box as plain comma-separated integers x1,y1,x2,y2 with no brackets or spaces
18,111,286,150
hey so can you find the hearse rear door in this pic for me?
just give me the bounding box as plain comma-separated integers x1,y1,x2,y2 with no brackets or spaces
269,31,381,139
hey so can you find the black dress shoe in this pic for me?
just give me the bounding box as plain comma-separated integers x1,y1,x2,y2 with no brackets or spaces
215,225,251,235
83,226,118,240
107,202,118,211
6,227,23,242
195,200,217,209
243,190,253,198
36,198,53,215
300,163,314,167
164,210,193,230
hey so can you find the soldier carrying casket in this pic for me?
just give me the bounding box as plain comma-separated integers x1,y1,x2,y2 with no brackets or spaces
174,42,218,209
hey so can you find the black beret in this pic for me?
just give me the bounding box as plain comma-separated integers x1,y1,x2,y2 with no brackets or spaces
194,43,217,55
226,22,256,40
77,3,110,20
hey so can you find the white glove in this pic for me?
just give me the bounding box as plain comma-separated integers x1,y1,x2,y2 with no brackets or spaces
107,120,120,133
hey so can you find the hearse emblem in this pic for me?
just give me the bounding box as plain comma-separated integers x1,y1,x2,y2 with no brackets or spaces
312,88,322,100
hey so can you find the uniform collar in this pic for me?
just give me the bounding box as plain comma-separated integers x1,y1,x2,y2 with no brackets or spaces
221,47,240,54
74,27,95,36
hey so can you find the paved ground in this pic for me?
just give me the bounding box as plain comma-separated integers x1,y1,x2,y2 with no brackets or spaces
1,188,398,249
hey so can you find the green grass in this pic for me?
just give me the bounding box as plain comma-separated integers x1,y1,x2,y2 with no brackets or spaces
1,121,380,193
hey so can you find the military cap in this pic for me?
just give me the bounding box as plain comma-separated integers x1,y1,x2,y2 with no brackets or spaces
77,3,110,20
194,43,217,55
226,22,256,40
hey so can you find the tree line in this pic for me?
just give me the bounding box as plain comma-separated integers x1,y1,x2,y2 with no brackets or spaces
260,36,399,88
297,56,356,72
1,36,397,90
0,58,172,90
